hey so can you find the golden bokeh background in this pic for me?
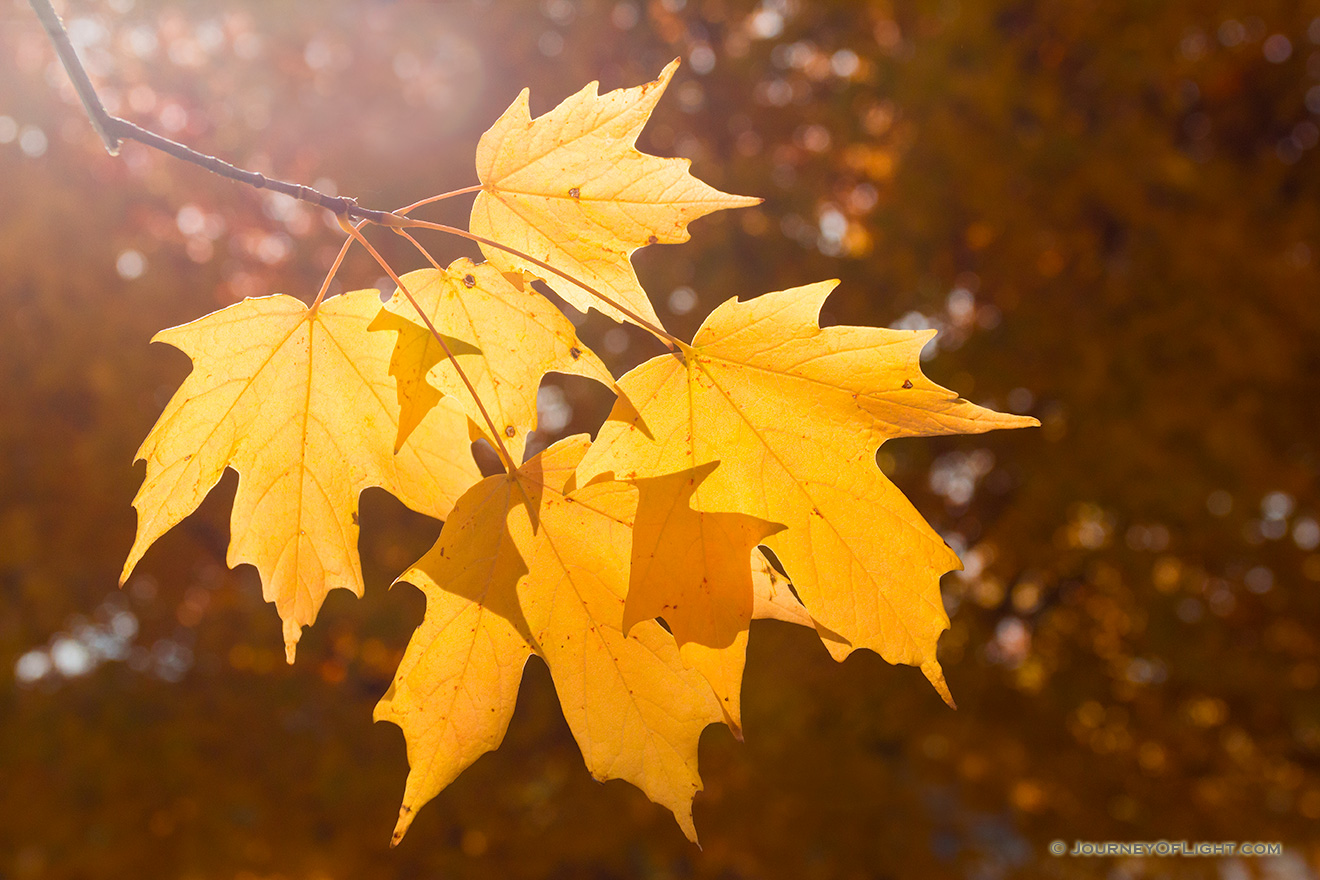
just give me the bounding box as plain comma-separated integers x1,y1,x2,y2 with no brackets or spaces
2,0,1318,877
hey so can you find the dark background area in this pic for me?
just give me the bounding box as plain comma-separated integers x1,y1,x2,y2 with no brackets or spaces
2,0,1318,877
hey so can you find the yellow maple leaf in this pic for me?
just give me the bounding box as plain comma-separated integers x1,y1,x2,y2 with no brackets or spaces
372,450,534,846
578,281,1039,704
368,260,612,463
378,436,721,844
470,60,759,329
121,290,481,660
621,462,784,736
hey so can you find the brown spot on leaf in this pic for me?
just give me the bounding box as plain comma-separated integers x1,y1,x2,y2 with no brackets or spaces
568,187,580,199
570,346,581,359
505,425,516,437
463,274,476,288
902,379,914,389
351,511,359,525
647,234,658,245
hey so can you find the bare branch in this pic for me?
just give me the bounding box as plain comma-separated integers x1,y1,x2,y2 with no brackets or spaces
29,0,120,154
28,0,407,225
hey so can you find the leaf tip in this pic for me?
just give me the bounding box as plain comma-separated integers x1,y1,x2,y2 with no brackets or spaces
674,808,700,846
391,803,417,846
619,591,648,638
283,619,302,665
922,661,956,709
120,541,148,588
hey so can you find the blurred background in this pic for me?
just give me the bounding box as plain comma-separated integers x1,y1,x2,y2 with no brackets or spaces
2,0,1319,877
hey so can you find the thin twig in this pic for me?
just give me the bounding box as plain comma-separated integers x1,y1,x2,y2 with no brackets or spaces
29,0,120,154
29,0,407,225
339,217,516,473
32,0,673,347
111,118,407,225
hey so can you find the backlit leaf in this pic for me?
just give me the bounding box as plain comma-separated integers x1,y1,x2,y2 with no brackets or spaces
471,60,758,329
578,281,1039,704
370,261,611,461
380,437,722,843
122,291,481,660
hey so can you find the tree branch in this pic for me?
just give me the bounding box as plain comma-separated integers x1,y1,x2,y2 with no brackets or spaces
28,0,408,226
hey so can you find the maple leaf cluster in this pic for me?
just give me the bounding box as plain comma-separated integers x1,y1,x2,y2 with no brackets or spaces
120,62,1037,844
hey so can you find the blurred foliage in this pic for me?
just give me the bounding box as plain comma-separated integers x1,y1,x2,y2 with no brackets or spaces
2,0,1319,877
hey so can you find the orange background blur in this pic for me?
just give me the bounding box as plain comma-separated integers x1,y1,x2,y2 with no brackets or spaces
2,1,1318,877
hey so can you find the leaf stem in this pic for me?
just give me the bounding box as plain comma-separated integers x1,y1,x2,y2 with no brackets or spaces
399,218,682,349
393,229,444,272
311,189,487,309
337,217,516,473
311,223,364,312
395,186,484,214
